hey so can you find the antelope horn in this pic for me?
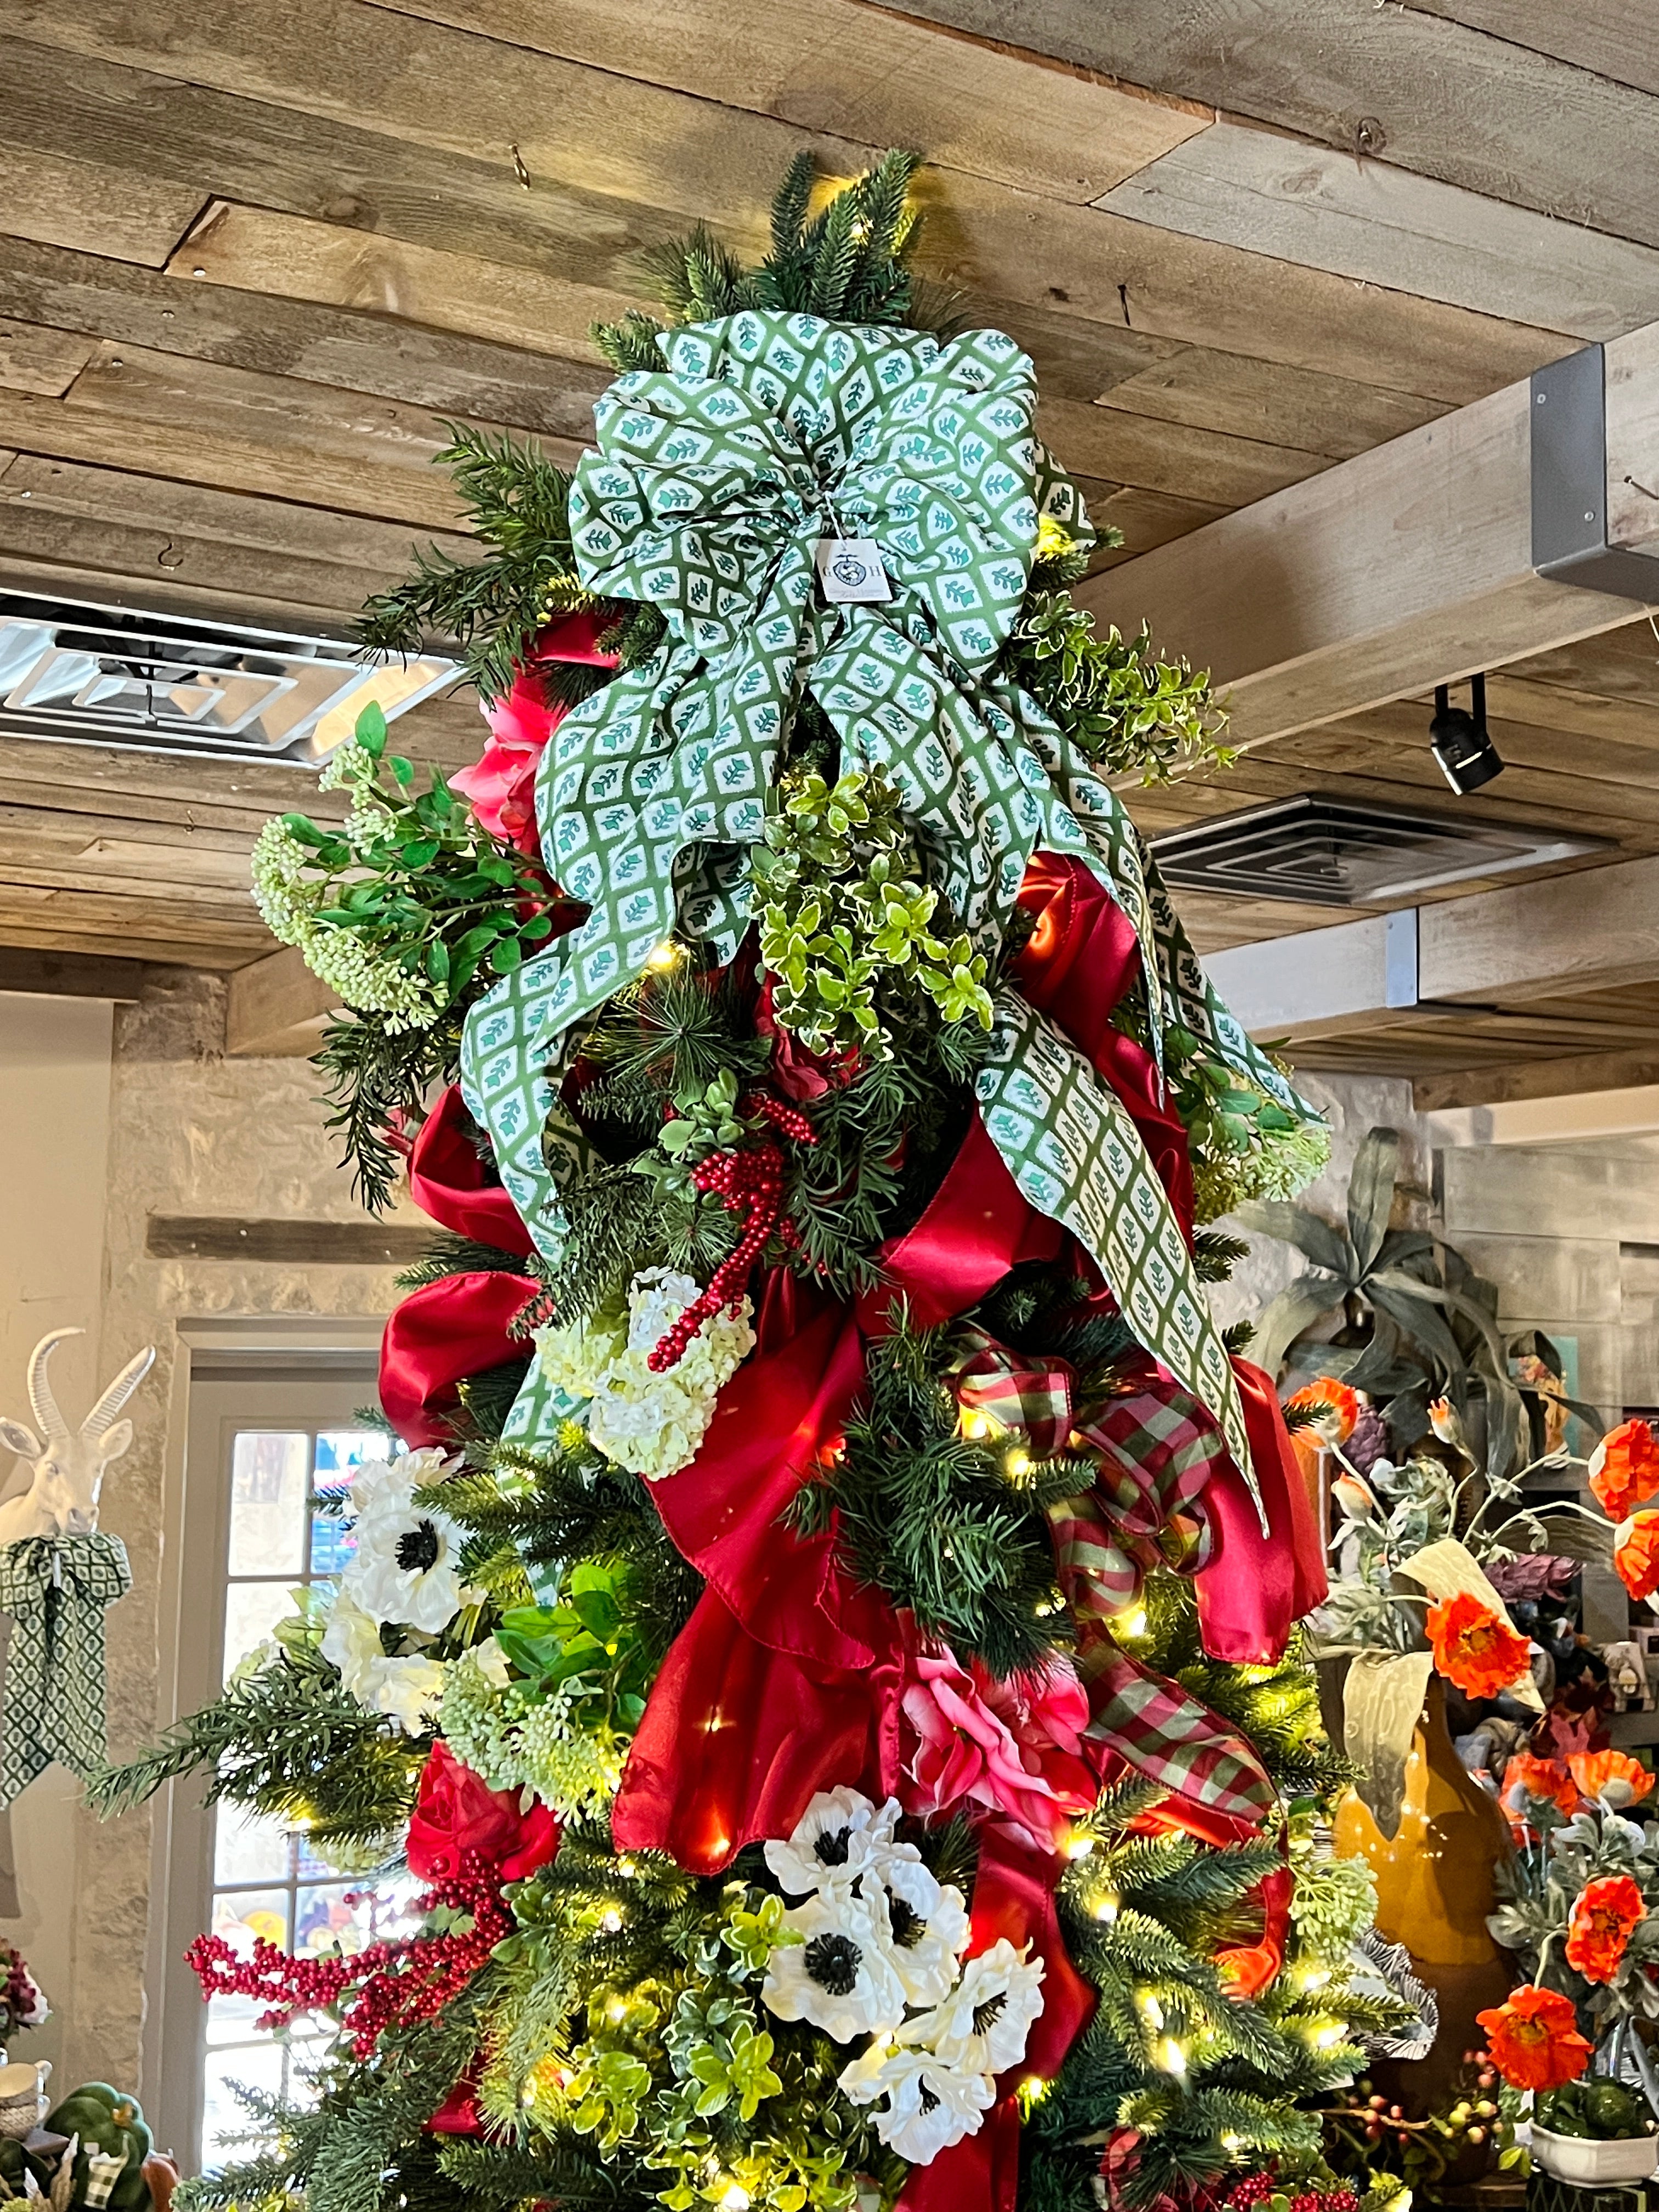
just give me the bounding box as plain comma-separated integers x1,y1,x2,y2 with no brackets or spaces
82,1345,157,1440
26,1329,80,1444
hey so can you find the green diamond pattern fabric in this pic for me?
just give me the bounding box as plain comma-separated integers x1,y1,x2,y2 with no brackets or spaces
0,1533,130,1804
976,991,1260,1521
461,308,1313,1462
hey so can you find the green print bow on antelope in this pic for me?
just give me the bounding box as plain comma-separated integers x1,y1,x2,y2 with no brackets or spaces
461,308,1301,1480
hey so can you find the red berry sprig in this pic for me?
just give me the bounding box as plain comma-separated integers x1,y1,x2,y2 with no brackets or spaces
185,1853,510,2059
746,1092,817,1146
647,1141,786,1372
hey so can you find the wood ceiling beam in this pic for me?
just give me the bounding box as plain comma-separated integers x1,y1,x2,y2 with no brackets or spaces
1413,1046,1659,1114
225,945,338,1057
1203,851,1659,1046
1077,326,1659,749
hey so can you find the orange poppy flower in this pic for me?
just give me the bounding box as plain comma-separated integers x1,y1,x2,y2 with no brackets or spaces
1502,1752,1578,1818
1284,1378,1360,1444
1615,1512,1659,1605
1567,1749,1656,1809
1589,1418,1659,1520
1565,1875,1645,1985
1476,1984,1594,2091
1427,1590,1532,1701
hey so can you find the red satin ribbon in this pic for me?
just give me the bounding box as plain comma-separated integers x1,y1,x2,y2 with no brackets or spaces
379,1271,534,1450
857,1111,1062,1336
408,1085,534,1256
970,1825,1096,2077
896,2096,1022,2212
1014,853,1195,1235
612,1586,903,1874
1194,1360,1329,1664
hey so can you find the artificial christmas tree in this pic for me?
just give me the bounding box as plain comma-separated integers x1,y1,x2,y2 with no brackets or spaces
96,154,1419,2212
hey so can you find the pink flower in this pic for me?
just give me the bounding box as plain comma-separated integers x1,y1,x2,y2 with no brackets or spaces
898,1637,1095,1855
451,612,618,857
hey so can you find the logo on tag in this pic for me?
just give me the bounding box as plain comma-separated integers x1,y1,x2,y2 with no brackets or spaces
814,537,891,604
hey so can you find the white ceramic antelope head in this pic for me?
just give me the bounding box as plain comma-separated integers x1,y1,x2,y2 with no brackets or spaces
0,1329,156,1543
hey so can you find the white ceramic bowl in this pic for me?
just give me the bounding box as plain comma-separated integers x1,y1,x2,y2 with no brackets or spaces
1532,2125,1659,2186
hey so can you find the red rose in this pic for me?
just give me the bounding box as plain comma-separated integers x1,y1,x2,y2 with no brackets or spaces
406,1741,560,1884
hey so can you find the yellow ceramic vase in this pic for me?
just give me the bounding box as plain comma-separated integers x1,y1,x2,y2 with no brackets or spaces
1331,1675,1515,2108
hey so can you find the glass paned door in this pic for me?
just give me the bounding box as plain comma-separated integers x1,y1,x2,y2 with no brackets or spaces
154,1361,398,2174
201,1423,416,2164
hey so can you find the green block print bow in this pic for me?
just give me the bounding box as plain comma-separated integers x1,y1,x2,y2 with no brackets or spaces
0,1532,131,1804
461,310,1308,1471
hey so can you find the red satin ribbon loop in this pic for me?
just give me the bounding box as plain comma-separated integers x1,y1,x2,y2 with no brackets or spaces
408,1084,535,1255
378,1271,534,1450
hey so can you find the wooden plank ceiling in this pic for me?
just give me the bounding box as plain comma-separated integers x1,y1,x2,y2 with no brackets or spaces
1,0,1658,1102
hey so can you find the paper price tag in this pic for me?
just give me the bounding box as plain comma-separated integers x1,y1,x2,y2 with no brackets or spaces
814,536,891,604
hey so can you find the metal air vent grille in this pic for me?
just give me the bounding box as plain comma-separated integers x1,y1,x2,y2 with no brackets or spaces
0,591,456,765
1149,794,1607,907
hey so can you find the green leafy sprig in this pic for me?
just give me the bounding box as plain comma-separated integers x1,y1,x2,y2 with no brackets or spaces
1002,592,1231,785
754,765,992,1059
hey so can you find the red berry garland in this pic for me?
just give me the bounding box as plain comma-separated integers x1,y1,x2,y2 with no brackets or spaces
185,1852,510,2059
648,1140,787,1370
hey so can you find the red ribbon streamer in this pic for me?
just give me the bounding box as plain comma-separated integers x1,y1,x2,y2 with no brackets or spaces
1194,1359,1329,1664
379,1271,535,1451
408,1084,534,1256
856,1110,1062,1336
896,2096,1022,2212
1014,853,1195,1235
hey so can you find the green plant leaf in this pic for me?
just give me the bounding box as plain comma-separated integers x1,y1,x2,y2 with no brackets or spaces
1346,1126,1400,1276
354,699,388,757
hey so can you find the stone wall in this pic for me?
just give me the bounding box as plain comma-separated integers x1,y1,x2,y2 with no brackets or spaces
0,975,408,2097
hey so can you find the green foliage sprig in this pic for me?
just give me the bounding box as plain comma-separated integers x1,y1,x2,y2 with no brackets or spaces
593,150,944,375
754,765,992,1058
788,1316,1077,1675
87,1633,425,1850
358,425,589,704
253,702,560,1029
1002,593,1231,786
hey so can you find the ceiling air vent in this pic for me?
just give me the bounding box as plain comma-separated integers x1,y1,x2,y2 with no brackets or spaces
0,591,456,766
1149,794,1608,907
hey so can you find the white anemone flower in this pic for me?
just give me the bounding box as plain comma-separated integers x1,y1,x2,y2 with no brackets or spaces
342,1449,473,1634
320,1588,447,1735
902,1938,1046,2075
764,1788,914,1899
761,1890,906,2042
867,1858,970,2010
838,2039,994,2165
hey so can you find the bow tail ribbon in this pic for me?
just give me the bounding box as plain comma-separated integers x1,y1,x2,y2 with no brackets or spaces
945,1324,1076,1458
1077,1635,1278,1835
0,1534,131,1804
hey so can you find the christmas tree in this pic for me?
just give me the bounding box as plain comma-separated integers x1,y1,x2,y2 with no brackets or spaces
96,154,1418,2212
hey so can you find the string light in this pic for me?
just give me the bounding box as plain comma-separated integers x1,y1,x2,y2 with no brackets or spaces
1138,1991,1165,2030
1119,1606,1148,1638
1158,2036,1188,2076
1093,1891,1120,1922
1003,1445,1032,1482
645,939,684,971
958,1407,997,1441
599,1906,624,1933
717,2185,751,2212
1065,1832,1095,1860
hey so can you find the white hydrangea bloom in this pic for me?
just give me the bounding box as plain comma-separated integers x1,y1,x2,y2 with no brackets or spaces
541,1268,755,1482
838,2039,994,2165
320,1588,447,1735
901,1938,1045,2075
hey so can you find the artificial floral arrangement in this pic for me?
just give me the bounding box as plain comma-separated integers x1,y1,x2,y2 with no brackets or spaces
92,153,1430,2212
1470,1419,1659,2160
0,1944,48,2048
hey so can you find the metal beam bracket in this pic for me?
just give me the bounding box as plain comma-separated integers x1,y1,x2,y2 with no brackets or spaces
1533,343,1659,599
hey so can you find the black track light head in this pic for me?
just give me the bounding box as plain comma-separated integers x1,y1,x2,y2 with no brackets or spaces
1430,673,1505,795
